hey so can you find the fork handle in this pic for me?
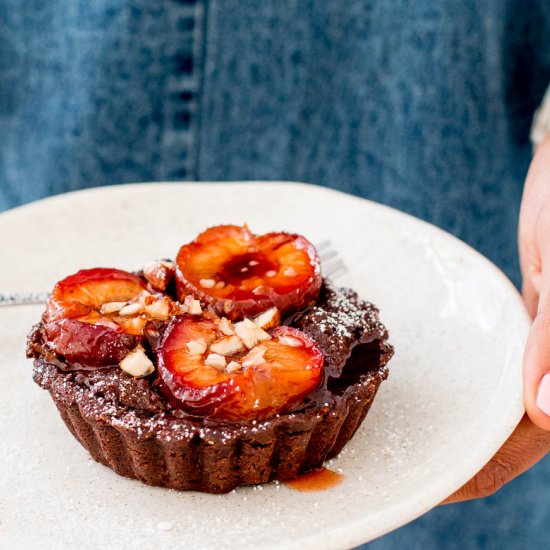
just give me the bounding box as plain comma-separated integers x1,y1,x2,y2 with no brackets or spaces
0,243,344,307
0,292,50,306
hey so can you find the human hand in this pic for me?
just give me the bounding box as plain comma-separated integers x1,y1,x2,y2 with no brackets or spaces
444,135,550,504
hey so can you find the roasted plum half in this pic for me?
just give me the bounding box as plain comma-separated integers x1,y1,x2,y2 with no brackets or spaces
175,225,322,320
157,313,324,421
43,268,178,367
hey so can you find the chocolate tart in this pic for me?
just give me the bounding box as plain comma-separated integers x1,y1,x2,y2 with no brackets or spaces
27,280,392,494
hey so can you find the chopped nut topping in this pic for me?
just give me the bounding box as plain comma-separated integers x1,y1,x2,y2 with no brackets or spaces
143,261,174,291
249,260,259,266
210,335,245,356
234,318,271,349
100,301,128,314
278,335,304,348
253,324,271,342
188,299,202,315
141,293,156,306
118,303,143,316
186,338,207,355
204,353,227,370
219,317,235,336
199,278,216,288
215,281,226,289
119,346,155,378
226,360,242,373
242,345,267,368
144,298,170,319
283,266,296,277
181,295,194,312
125,316,146,333
234,319,257,349
95,318,120,330
253,307,280,330
266,270,277,278
136,290,152,301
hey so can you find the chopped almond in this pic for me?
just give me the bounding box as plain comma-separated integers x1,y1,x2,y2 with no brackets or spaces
219,317,235,336
210,335,245,356
118,303,143,316
253,307,281,330
204,353,227,370
226,360,242,373
234,318,271,349
188,299,202,315
144,298,170,319
186,339,207,355
100,301,128,314
242,345,267,368
143,261,174,292
278,335,304,348
136,290,152,302
119,346,155,378
199,278,216,289
181,295,194,312
256,328,271,342
95,318,120,331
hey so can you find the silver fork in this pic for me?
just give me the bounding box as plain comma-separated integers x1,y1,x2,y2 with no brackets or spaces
0,243,347,307
316,241,348,279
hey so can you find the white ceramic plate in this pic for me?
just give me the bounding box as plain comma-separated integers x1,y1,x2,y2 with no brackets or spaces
0,182,528,549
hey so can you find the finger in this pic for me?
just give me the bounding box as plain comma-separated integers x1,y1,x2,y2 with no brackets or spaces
523,285,550,430
518,134,550,304
522,275,539,320
520,133,550,216
443,415,550,504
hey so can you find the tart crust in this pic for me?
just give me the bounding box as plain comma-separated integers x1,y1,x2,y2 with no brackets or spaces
34,359,387,493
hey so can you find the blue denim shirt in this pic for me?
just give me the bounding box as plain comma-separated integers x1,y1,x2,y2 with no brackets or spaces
1,1,550,547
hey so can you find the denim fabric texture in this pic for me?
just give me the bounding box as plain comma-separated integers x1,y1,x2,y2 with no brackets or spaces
1,0,550,548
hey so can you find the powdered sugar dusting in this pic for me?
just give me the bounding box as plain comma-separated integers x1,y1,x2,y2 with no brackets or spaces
292,280,392,377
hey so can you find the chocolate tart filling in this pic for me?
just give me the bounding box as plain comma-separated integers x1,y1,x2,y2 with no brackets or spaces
27,280,393,493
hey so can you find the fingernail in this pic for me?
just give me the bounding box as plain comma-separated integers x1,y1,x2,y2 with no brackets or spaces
536,374,550,416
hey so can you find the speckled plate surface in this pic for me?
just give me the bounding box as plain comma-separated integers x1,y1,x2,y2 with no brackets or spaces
0,182,528,549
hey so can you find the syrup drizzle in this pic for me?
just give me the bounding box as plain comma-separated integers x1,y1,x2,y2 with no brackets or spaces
219,252,276,284
284,467,344,492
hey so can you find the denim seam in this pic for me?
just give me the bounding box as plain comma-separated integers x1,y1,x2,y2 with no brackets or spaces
160,0,204,180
